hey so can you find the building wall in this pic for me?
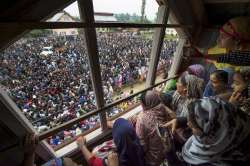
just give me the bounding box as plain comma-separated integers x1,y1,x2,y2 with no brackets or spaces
52,15,78,36
165,29,177,35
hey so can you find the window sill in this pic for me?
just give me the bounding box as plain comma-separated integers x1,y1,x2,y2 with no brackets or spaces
55,105,142,157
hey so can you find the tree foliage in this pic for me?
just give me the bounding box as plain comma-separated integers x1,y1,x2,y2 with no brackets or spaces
25,29,53,38
114,13,152,24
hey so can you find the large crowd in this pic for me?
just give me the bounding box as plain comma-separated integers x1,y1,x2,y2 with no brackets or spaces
19,16,250,166
0,31,177,147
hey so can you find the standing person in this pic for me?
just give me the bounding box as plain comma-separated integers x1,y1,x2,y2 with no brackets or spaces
136,90,174,166
169,73,205,149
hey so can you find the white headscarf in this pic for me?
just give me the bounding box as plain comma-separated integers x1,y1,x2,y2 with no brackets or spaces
182,98,250,165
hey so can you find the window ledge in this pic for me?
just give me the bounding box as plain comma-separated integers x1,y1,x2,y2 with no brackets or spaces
55,105,142,157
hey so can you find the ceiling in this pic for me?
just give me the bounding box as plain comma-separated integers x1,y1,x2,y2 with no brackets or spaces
0,0,250,50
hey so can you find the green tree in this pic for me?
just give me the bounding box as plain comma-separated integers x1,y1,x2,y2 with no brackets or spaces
141,0,146,23
25,29,52,38
114,13,152,24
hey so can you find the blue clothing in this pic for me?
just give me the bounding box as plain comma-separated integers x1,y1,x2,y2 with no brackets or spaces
203,68,234,97
112,118,145,166
203,82,214,97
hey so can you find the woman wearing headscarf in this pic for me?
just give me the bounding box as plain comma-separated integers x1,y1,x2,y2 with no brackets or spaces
183,98,250,166
162,72,205,152
229,67,250,115
77,118,145,166
203,70,232,101
173,72,204,118
136,90,174,166
190,17,250,66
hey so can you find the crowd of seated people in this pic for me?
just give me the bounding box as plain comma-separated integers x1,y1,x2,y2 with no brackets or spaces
20,16,250,166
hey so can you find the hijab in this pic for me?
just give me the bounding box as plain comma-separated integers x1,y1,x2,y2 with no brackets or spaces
112,118,145,166
179,72,204,99
187,64,205,80
173,73,204,117
141,90,169,122
183,98,250,165
141,90,161,110
221,17,250,50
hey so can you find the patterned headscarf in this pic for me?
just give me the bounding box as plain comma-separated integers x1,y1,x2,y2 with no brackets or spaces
183,98,250,165
142,90,161,110
178,72,204,99
187,64,205,79
220,17,250,49
141,90,168,122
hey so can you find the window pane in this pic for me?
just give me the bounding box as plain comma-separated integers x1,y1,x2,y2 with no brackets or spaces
155,28,178,85
49,1,80,22
0,30,99,136
97,30,154,108
93,0,159,23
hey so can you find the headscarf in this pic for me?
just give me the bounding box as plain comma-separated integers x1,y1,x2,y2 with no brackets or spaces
112,118,145,166
142,90,161,110
141,90,168,122
187,64,205,79
178,72,204,99
221,17,250,49
172,73,204,117
182,98,250,165
163,79,177,93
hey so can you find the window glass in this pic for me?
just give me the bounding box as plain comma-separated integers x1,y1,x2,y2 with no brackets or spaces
155,28,178,85
93,0,158,23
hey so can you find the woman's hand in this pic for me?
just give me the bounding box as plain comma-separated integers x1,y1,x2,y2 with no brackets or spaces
76,136,87,149
161,118,177,133
229,91,245,105
107,151,119,166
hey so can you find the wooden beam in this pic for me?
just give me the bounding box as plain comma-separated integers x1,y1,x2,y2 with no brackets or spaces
168,39,186,77
204,0,250,3
0,0,75,51
0,22,192,29
77,0,107,131
189,0,208,45
146,4,169,87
